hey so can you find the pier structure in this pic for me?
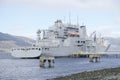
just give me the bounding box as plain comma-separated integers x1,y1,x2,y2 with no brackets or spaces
39,56,55,68
88,51,120,62
89,54,100,62
69,51,101,62
69,51,89,58
69,51,120,62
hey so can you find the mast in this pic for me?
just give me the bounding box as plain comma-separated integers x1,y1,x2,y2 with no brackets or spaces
69,12,71,24
37,29,41,42
77,15,79,26
80,24,87,38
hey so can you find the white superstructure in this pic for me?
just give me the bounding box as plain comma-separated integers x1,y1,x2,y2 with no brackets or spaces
35,20,110,57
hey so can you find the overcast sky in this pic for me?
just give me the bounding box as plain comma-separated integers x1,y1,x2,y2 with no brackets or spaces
0,0,120,39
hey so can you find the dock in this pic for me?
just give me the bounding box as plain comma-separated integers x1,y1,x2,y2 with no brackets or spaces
89,54,100,62
39,56,55,68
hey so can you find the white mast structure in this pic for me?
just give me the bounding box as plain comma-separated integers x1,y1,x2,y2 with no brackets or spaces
36,29,41,46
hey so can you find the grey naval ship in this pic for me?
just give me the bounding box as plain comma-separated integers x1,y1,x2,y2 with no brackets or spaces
34,20,110,57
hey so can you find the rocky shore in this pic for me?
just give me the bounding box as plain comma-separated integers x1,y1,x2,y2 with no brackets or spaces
51,67,120,80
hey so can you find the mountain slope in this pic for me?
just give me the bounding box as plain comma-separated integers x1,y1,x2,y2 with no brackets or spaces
105,37,120,51
105,37,120,46
0,32,120,50
0,32,35,49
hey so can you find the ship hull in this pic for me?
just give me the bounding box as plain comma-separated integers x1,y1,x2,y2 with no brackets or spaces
11,50,41,58
11,47,42,58
41,46,107,57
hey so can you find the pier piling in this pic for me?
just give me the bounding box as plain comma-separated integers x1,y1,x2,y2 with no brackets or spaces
89,54,100,62
39,56,55,68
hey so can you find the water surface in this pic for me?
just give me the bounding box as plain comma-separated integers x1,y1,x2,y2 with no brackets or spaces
0,52,120,80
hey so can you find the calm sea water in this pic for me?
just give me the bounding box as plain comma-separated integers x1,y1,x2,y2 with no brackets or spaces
0,52,120,80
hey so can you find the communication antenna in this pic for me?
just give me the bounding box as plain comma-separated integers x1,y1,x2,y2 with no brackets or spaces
82,22,85,26
69,12,71,24
63,16,66,23
77,15,79,26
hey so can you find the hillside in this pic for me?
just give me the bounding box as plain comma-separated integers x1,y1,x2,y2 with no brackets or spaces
105,37,120,51
0,32,35,49
0,32,120,51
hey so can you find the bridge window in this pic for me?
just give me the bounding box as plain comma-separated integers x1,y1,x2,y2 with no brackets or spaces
77,45,80,47
77,41,80,43
81,41,85,43
77,45,83,47
32,48,35,50
36,48,38,50
21,48,23,50
44,48,49,51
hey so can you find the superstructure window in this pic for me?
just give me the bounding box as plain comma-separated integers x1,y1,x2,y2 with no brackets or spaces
59,27,62,29
81,41,85,43
77,41,80,43
45,48,49,51
21,48,24,50
77,45,83,47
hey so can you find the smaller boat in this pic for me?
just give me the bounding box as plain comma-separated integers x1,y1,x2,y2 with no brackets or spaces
11,47,42,58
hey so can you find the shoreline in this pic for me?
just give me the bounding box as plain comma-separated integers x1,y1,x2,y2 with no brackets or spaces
51,67,120,80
